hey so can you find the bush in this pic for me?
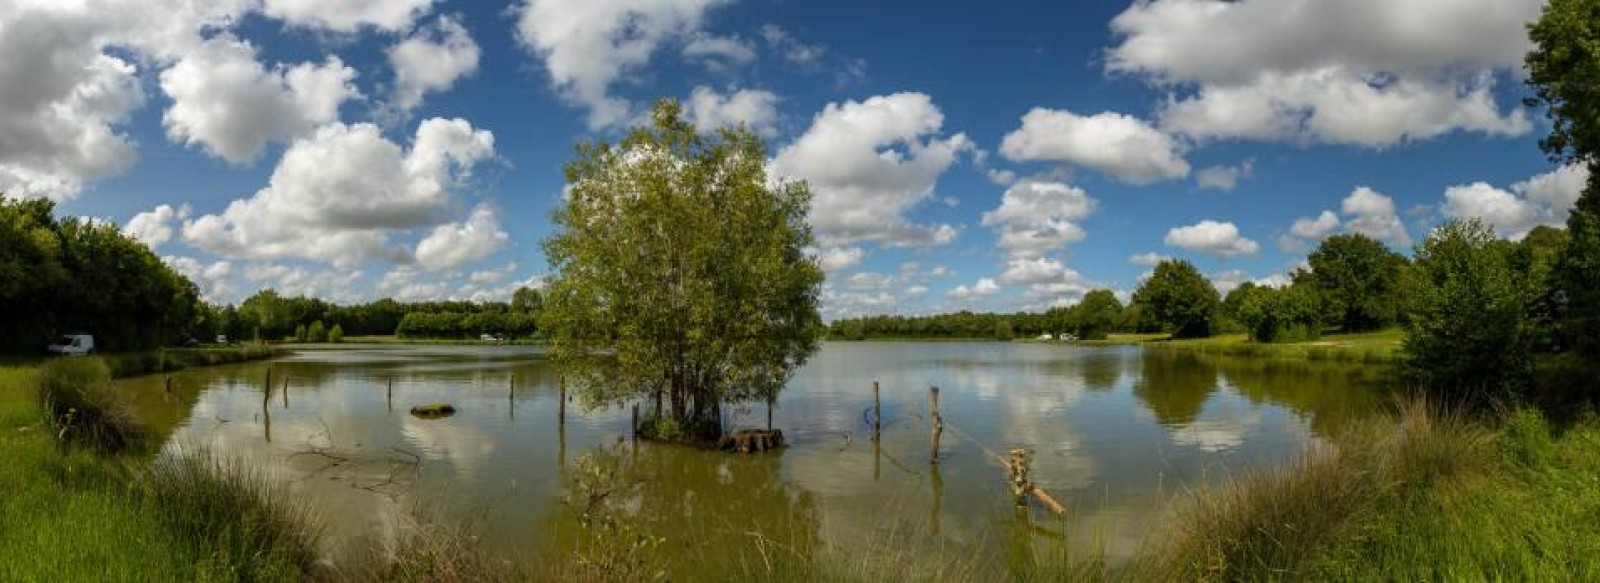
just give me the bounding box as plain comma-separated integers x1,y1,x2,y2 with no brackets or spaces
293,324,307,343
1238,284,1323,343
37,357,146,453
328,324,344,343
308,320,327,343
1402,219,1536,399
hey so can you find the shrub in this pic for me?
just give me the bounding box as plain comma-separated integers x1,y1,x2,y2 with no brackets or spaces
1238,284,1323,343
37,357,146,453
293,324,307,343
1401,219,1536,399
328,324,344,343
308,320,327,343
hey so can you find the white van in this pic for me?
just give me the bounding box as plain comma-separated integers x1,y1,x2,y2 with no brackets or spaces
47,334,95,356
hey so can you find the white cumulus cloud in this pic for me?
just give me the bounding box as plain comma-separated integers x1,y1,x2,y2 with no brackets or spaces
770,92,970,249
684,86,779,136
1165,220,1259,257
123,203,190,248
415,204,508,270
183,118,496,268
1107,0,1540,147
512,0,730,128
1000,108,1189,185
981,180,1096,260
159,34,359,164
387,15,480,117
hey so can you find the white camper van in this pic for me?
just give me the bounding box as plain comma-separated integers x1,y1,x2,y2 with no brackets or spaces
47,334,95,356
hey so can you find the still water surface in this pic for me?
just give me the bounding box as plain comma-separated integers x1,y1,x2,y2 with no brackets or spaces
122,342,1389,570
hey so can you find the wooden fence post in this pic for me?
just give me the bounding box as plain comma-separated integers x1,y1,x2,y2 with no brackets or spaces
387,377,394,412
930,386,943,464
872,381,881,440
282,376,288,409
559,376,567,424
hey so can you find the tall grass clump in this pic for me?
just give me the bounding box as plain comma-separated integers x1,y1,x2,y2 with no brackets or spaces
37,357,146,453
139,447,323,580
1161,398,1490,580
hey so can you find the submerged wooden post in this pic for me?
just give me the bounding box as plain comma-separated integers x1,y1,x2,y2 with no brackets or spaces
558,376,567,424
872,381,881,440
930,386,943,464
767,398,774,432
282,375,289,409
931,456,944,535
387,377,394,412
164,375,173,393
263,368,272,409
631,403,639,438
992,449,1068,517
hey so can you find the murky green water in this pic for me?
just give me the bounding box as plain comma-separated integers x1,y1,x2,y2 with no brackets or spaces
122,342,1389,571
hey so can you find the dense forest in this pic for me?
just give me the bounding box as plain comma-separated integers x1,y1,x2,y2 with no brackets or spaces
197,286,545,342
0,198,200,353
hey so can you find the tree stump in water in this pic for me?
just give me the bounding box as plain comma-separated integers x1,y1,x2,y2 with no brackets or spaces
409,404,457,419
717,429,785,453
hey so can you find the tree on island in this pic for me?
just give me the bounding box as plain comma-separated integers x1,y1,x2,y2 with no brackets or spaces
1132,259,1220,339
540,99,825,442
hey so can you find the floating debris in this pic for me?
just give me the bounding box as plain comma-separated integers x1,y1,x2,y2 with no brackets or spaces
409,404,457,419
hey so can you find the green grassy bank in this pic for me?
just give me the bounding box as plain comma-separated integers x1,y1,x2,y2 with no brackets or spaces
0,361,319,582
1096,329,1404,363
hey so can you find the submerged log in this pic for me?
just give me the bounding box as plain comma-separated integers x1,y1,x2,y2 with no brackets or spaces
409,403,457,419
717,429,785,453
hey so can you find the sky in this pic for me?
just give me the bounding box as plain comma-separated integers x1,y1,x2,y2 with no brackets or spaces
2,0,1589,320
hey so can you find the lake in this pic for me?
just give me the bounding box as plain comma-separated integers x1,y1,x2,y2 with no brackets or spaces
121,342,1390,574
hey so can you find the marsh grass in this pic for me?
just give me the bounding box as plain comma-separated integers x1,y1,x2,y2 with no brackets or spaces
100,343,281,378
138,447,325,580
2,364,323,582
37,357,147,453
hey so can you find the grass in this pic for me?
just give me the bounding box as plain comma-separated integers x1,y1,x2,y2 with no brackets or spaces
99,344,282,378
37,358,146,453
334,335,542,346
1158,398,1600,580
1091,329,1405,363
0,360,323,582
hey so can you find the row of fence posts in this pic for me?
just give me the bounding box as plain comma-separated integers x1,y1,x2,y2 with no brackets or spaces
870,379,1062,519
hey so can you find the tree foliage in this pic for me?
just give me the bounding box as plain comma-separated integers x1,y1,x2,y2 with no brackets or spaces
1070,289,1124,340
0,197,198,352
1237,284,1323,343
1402,220,1536,395
1304,234,1406,331
1132,260,1220,339
540,99,824,441
1528,0,1600,366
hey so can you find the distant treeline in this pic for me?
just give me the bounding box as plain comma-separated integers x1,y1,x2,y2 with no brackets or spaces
828,289,1133,341
1,198,200,353
197,287,545,342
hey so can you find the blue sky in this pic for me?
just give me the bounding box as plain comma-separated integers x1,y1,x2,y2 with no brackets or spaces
5,0,1586,319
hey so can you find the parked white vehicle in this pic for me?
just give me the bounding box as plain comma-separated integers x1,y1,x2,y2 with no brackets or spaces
47,334,95,356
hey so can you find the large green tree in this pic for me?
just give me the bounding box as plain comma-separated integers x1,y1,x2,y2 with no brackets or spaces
541,100,824,441
1132,259,1220,339
1071,289,1124,340
1527,0,1600,361
1303,234,1407,332
1401,220,1535,395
